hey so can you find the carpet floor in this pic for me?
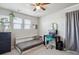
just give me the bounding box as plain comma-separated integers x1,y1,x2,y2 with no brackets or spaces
3,44,79,55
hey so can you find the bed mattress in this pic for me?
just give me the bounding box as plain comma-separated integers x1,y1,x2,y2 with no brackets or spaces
16,39,43,52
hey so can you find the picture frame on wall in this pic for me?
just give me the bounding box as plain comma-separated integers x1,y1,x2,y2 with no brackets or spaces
33,24,38,29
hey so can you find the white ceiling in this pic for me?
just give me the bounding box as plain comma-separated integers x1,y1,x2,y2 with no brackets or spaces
0,3,77,17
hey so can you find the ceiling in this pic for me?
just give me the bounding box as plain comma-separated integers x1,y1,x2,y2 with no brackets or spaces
0,3,77,17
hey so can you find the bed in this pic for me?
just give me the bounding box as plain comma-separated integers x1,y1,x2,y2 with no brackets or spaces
16,39,44,54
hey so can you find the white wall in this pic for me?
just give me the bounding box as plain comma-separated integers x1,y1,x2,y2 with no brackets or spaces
39,4,79,40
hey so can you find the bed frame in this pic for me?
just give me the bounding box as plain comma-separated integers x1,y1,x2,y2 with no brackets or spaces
16,38,44,54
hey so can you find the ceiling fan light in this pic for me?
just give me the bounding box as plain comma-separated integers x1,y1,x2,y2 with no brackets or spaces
36,6,40,9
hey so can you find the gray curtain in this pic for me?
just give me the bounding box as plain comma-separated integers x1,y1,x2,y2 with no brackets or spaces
65,10,79,52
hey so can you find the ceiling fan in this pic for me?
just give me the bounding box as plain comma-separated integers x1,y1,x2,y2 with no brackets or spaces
31,3,50,11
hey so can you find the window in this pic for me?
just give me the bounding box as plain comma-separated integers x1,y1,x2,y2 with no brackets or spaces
13,24,22,29
1,17,10,31
0,23,2,28
0,15,32,30
24,19,31,29
2,18,10,22
3,23,10,30
13,17,22,29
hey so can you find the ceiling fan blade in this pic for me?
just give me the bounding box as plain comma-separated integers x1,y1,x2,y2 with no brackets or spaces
36,3,40,6
41,3,50,5
33,8,36,11
40,6,46,10
31,4,35,6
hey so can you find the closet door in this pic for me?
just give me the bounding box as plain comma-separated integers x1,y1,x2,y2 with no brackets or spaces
0,32,11,54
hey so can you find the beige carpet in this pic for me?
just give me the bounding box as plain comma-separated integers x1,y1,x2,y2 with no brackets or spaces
3,44,79,55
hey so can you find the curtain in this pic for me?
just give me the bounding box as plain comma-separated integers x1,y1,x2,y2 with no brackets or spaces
65,10,79,52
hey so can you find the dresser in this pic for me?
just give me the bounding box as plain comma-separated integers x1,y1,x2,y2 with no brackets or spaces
0,32,11,54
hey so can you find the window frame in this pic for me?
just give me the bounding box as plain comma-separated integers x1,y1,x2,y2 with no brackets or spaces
23,19,31,29
0,16,10,31
13,17,23,30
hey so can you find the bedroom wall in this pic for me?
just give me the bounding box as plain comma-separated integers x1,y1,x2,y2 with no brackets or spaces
0,8,39,49
39,4,79,41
